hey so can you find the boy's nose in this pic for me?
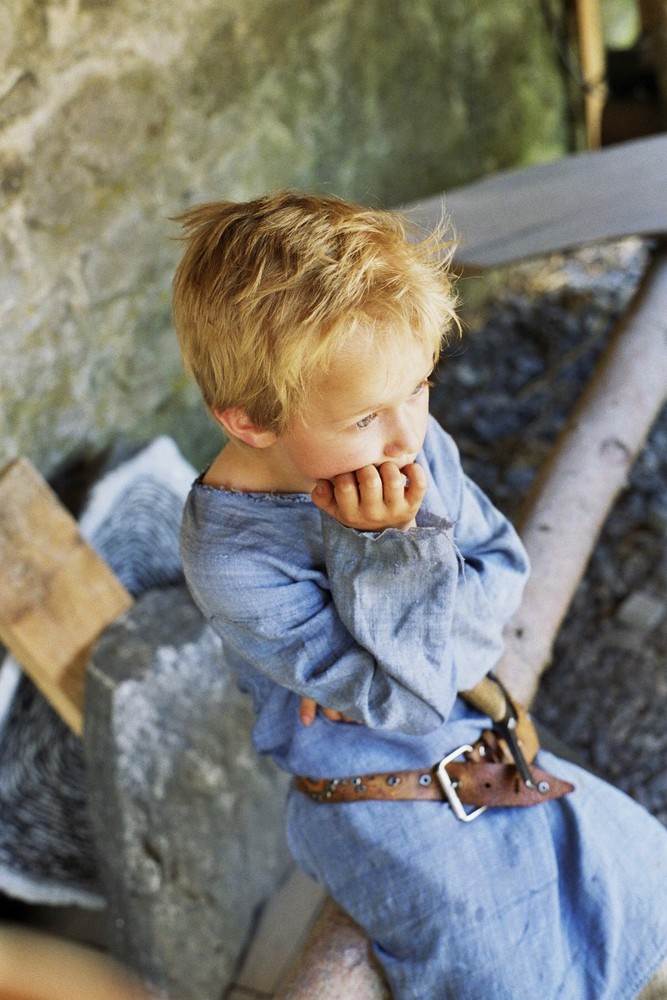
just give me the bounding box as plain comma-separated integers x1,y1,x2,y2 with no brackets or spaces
384,414,421,459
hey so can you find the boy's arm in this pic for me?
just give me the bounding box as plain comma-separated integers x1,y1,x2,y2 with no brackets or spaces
308,421,529,717
185,502,461,734
301,458,447,727
182,421,528,734
420,421,529,694
301,456,528,725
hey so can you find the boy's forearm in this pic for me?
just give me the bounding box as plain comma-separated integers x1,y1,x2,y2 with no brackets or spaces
317,507,462,731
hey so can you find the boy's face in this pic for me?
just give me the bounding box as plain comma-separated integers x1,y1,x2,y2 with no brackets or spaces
269,335,434,492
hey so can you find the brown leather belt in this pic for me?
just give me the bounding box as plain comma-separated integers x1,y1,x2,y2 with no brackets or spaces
294,704,574,821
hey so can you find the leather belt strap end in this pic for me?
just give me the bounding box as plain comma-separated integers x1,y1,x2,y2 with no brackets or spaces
294,760,573,808
294,708,574,814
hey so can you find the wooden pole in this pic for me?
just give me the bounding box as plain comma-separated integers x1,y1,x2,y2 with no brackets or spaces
274,247,667,1000
574,0,607,148
274,899,390,1000
495,246,667,706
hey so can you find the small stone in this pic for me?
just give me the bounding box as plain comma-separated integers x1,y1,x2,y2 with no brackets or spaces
454,361,483,388
605,627,647,653
615,592,665,633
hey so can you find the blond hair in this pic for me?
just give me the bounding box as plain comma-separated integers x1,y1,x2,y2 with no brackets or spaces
172,190,458,433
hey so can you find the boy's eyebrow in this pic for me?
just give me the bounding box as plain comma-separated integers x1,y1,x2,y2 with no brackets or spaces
340,367,435,422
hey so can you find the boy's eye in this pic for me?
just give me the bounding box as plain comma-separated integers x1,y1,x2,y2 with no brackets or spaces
355,412,377,430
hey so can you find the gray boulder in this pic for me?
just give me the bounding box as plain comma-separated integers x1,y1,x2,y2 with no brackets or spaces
85,585,292,999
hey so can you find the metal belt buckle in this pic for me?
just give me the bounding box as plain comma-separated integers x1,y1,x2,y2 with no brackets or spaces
436,745,487,823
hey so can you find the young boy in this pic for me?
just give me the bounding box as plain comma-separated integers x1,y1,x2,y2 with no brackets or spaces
173,191,667,999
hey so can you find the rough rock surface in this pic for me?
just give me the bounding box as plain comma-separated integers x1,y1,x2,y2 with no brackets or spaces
85,585,292,1000
1,0,564,476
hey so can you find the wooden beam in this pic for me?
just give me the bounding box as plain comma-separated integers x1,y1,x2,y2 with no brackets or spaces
404,135,667,273
0,457,133,735
496,246,667,706
274,899,390,1000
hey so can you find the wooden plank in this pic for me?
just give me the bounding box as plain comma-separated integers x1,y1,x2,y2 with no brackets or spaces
402,135,667,271
0,925,156,999
0,457,133,735
273,898,389,1000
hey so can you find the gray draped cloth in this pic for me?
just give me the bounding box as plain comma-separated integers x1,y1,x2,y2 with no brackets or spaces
0,438,196,907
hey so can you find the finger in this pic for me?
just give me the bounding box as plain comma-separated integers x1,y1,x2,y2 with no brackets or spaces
355,464,385,512
321,707,344,721
311,479,335,513
330,471,362,518
299,696,318,726
321,707,359,724
377,462,408,503
401,462,427,504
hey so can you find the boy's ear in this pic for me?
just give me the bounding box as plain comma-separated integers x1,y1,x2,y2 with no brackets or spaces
213,406,278,448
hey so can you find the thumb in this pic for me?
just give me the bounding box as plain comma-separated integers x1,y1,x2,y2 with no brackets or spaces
402,462,426,503
299,696,318,726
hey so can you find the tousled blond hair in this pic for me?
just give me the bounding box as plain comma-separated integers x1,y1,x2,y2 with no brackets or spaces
172,190,459,433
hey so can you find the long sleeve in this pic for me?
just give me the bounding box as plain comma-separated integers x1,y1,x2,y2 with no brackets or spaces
180,418,529,737
184,496,462,734
420,420,529,691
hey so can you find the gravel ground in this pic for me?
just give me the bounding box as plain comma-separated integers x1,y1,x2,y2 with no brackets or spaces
430,238,667,825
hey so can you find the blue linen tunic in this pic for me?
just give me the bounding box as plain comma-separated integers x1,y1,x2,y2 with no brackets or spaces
181,416,667,999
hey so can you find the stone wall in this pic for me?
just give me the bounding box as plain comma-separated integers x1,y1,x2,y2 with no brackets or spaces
1,0,565,474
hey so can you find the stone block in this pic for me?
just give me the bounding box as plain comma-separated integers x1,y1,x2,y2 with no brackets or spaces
85,584,292,1000
615,590,665,633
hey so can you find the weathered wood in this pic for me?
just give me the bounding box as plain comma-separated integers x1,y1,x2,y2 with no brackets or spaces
0,457,133,735
0,926,154,1000
574,0,607,148
496,246,667,706
403,135,667,271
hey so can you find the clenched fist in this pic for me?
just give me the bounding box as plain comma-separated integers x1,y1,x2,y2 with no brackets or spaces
311,461,426,531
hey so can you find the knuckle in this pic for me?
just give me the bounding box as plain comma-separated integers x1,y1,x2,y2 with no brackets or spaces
336,478,358,493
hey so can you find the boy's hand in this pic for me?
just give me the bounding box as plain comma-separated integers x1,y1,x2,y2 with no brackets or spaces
299,696,357,726
311,461,426,531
